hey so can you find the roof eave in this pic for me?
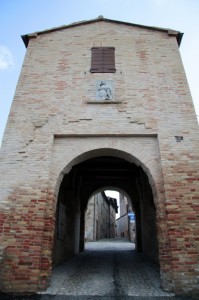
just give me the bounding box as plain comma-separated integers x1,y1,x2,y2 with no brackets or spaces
21,35,29,48
21,17,183,48
177,32,183,46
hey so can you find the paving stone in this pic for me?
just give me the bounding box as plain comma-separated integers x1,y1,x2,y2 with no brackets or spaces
0,239,195,299
40,238,174,297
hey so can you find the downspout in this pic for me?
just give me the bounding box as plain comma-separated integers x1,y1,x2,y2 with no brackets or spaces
109,203,111,238
93,196,96,241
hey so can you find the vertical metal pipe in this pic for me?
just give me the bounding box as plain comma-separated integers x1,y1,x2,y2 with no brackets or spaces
93,196,96,241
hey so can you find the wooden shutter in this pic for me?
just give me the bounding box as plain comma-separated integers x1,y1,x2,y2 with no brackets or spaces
90,47,116,73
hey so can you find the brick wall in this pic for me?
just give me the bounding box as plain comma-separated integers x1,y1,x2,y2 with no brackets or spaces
0,20,198,295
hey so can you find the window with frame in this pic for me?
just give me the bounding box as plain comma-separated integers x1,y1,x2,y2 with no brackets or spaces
90,47,116,73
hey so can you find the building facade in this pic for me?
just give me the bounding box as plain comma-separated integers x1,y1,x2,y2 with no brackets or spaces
0,17,198,296
85,192,117,241
116,194,135,242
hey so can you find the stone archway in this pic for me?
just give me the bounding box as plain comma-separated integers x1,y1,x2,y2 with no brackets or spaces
43,139,173,289
40,137,173,292
53,154,159,264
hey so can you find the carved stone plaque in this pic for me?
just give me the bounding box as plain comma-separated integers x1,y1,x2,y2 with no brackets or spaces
96,80,113,101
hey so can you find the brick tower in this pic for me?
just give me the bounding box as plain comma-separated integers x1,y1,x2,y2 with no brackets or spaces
0,17,198,296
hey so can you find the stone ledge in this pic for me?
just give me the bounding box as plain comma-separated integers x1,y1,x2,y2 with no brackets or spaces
54,133,158,138
87,101,122,104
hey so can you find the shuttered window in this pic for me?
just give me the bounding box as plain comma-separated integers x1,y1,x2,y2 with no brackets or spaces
90,47,116,73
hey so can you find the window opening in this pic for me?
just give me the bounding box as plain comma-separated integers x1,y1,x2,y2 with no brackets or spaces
90,47,116,73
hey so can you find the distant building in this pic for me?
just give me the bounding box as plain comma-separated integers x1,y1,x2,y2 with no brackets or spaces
85,192,118,241
116,194,135,242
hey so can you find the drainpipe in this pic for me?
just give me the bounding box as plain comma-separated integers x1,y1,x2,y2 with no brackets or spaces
93,196,96,241
109,202,111,238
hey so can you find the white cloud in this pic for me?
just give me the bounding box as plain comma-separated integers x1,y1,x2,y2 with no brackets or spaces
0,45,14,70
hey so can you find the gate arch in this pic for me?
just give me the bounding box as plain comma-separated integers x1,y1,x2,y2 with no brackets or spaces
49,148,166,272
52,147,159,205
43,140,172,291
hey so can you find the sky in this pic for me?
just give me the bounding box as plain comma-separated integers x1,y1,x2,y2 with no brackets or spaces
105,190,120,217
0,0,199,146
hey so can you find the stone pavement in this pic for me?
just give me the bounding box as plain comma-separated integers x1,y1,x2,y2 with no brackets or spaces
0,238,194,299
38,238,179,298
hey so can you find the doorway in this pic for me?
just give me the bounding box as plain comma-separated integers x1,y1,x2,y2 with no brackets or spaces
53,155,159,266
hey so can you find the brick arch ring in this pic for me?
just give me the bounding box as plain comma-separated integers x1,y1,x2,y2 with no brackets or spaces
49,141,162,210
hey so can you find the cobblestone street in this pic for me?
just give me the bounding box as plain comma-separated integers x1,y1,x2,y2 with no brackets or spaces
40,238,174,297
1,238,194,299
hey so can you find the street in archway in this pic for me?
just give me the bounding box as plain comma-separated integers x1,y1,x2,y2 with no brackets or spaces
41,238,174,297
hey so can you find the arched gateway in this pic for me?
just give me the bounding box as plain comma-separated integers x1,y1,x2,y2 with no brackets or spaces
0,17,199,297
51,147,160,264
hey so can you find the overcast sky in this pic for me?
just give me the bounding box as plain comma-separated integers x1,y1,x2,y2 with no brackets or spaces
0,0,199,145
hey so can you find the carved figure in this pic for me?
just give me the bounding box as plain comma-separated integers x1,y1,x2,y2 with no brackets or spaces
96,80,112,100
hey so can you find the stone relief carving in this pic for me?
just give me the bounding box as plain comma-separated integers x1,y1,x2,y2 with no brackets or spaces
96,80,113,100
